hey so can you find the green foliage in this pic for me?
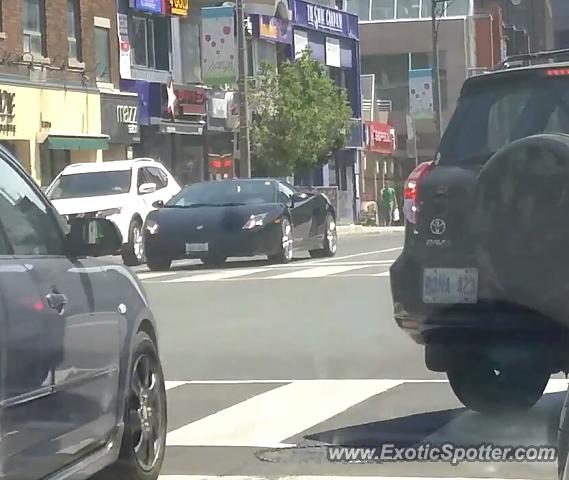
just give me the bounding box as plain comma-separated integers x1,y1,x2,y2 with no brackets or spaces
249,50,353,177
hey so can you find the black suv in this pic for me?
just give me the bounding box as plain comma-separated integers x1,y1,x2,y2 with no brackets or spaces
391,50,569,414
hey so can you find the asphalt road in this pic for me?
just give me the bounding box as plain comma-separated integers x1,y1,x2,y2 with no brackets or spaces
132,232,566,480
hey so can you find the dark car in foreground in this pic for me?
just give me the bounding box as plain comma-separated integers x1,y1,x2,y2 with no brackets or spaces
391,51,569,414
143,178,337,270
0,145,167,480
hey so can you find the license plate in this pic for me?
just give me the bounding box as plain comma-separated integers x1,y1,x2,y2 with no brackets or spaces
186,243,208,254
423,268,478,304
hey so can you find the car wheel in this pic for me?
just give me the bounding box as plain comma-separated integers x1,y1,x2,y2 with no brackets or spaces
122,219,145,267
309,213,337,258
269,217,293,264
95,331,167,480
201,254,227,267
447,360,549,414
146,257,172,272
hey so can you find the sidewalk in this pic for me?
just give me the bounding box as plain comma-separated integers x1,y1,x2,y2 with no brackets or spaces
337,225,405,235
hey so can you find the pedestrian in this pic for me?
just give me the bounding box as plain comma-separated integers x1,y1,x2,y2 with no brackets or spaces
381,182,397,226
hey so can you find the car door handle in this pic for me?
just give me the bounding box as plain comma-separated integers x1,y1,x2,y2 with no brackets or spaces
46,292,67,315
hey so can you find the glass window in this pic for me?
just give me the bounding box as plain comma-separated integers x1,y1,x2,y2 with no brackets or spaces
137,167,151,188
147,167,168,190
146,18,156,69
48,171,133,200
256,40,277,72
277,183,295,204
67,0,81,60
370,0,394,20
444,0,468,16
132,17,148,67
397,0,420,19
94,26,111,82
0,152,64,256
346,0,370,21
168,181,278,206
22,0,44,55
132,17,169,70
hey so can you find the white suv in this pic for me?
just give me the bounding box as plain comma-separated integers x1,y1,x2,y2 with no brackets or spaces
46,158,181,266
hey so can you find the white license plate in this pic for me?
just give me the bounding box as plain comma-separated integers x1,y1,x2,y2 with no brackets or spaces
423,268,478,304
186,243,208,254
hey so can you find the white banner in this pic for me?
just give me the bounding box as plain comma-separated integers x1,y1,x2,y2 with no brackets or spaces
409,68,433,120
201,6,236,85
325,37,341,68
117,13,131,80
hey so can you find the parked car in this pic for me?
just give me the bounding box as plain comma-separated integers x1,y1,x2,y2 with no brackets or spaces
0,145,167,479
46,158,181,266
143,178,337,271
390,50,569,413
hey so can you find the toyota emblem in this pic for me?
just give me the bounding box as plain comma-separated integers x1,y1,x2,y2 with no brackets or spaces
430,218,446,235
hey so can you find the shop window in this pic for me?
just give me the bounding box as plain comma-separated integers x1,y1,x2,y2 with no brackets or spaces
347,0,370,20
67,0,82,61
132,16,170,71
256,40,277,74
370,0,394,20
22,0,46,56
94,26,111,82
397,0,419,19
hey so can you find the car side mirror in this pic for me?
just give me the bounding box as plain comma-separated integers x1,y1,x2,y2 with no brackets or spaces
152,200,164,209
66,218,123,258
292,193,308,205
139,182,157,195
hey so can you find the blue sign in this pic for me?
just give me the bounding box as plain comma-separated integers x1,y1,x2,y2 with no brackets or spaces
134,0,163,14
292,0,358,40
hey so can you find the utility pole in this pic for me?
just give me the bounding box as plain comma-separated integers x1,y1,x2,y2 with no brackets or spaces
431,0,443,139
236,0,251,177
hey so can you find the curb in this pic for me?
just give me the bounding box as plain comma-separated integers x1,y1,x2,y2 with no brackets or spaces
337,225,405,235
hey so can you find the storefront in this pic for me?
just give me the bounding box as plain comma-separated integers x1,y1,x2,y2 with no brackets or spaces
0,82,106,186
100,91,141,161
122,79,207,185
290,0,362,224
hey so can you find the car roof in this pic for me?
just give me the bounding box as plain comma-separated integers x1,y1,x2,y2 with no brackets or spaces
60,158,159,175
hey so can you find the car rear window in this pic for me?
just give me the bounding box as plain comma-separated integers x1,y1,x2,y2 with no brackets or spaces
437,75,569,166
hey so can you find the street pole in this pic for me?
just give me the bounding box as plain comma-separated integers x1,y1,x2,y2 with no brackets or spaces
236,0,251,177
431,0,442,139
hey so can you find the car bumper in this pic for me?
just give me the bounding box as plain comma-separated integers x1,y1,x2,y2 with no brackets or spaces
390,252,569,346
145,223,282,260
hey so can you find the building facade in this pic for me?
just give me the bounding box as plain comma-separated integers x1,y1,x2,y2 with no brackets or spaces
0,0,127,186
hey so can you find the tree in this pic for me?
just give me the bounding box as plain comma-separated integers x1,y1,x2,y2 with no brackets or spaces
249,50,353,177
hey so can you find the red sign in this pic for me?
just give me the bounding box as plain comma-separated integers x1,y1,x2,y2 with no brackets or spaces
366,122,396,155
162,85,206,119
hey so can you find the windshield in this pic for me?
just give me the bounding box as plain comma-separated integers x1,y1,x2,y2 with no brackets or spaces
438,76,569,165
167,181,277,206
47,170,132,199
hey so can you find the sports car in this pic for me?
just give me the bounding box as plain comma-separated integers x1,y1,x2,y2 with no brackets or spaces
143,178,337,271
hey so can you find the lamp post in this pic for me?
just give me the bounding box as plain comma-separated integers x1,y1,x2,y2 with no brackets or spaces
431,0,445,139
236,0,251,177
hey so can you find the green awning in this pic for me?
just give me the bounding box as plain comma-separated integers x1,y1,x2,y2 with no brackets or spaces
47,136,109,151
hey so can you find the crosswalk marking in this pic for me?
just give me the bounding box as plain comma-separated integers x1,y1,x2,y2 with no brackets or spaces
159,477,536,480
163,268,268,283
138,272,178,280
375,271,390,277
166,379,402,448
269,265,368,279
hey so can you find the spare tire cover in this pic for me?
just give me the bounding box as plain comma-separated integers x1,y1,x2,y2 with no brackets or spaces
470,133,569,322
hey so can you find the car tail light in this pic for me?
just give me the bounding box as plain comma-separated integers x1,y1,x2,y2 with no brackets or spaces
403,161,434,225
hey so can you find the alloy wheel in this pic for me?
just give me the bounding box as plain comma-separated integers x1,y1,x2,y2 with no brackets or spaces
133,226,144,262
282,219,293,261
326,216,338,254
130,352,165,472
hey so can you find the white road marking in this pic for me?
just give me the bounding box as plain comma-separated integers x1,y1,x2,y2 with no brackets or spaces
165,379,445,385
163,268,268,283
269,265,369,279
544,378,569,394
166,380,402,448
375,271,391,277
310,247,402,264
165,381,189,391
159,476,535,480
137,272,177,280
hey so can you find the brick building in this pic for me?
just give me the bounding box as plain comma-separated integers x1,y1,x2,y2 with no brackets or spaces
0,0,140,186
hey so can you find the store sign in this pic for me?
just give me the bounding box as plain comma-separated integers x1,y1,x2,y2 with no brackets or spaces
409,68,434,120
292,0,358,40
167,0,189,16
0,89,16,135
256,15,292,44
366,122,396,155
101,93,140,144
117,14,131,79
134,0,163,14
161,85,206,119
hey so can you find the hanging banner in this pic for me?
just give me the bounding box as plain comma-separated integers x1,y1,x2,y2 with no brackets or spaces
201,6,236,85
409,68,434,120
117,13,131,80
